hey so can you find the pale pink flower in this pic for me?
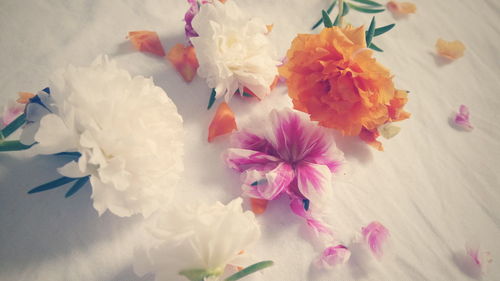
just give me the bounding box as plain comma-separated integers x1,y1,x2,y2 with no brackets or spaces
454,105,473,131
361,221,390,259
316,244,351,268
224,109,344,236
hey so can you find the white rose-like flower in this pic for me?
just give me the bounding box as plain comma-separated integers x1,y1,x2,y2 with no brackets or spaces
30,56,183,217
191,0,279,100
133,198,261,281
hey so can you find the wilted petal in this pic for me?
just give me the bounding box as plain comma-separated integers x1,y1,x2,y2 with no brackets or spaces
166,44,199,82
436,38,465,60
316,245,351,268
128,31,166,57
208,102,237,142
387,1,416,15
361,221,390,259
241,162,294,200
453,104,473,131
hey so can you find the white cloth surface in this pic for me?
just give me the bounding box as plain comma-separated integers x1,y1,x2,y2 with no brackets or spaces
0,0,499,280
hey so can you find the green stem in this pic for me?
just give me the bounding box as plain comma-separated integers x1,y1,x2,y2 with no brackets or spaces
224,261,274,281
338,0,344,27
1,113,26,139
0,140,33,152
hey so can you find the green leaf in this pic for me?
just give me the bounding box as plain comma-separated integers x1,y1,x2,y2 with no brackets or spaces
365,17,376,46
322,10,333,28
54,152,82,157
1,113,26,139
28,177,77,194
311,0,337,30
374,23,395,36
225,261,274,281
65,176,90,198
0,140,34,152
348,3,384,13
350,0,383,7
342,1,350,16
207,88,217,110
369,42,384,52
179,268,222,281
332,14,340,26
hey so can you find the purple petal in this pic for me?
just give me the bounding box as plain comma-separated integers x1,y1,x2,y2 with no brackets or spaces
316,244,351,268
453,104,473,131
296,162,333,205
224,148,280,172
361,221,390,259
242,162,295,200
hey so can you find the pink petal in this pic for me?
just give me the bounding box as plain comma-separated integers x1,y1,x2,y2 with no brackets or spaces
2,102,24,127
316,244,351,268
241,162,295,200
466,242,493,270
290,198,332,236
230,130,276,156
453,104,473,131
224,148,280,172
296,162,333,205
361,221,390,259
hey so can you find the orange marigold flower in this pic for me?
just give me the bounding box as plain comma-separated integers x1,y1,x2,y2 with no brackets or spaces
436,38,465,60
279,26,410,150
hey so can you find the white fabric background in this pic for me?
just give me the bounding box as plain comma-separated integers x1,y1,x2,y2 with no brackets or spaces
0,0,499,280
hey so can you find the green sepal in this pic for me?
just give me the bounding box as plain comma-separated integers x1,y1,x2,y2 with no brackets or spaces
28,177,77,194
311,0,337,30
348,3,384,13
207,89,217,110
374,23,395,36
1,113,26,139
369,42,384,52
65,176,90,198
365,17,376,46
350,0,383,7
322,10,333,28
0,140,34,152
224,261,274,281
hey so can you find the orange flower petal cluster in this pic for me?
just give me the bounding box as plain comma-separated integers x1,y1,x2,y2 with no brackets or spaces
436,38,465,60
167,43,199,82
279,26,410,150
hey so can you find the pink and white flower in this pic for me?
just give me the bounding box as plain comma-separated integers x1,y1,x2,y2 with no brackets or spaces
224,108,344,237
361,221,390,259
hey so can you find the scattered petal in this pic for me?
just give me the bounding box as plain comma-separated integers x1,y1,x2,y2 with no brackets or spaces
387,1,417,15
208,102,237,142
250,198,268,214
166,43,199,82
265,24,274,34
453,104,473,131
316,245,351,268
378,123,401,139
436,38,466,60
465,242,493,273
127,31,166,57
361,221,389,259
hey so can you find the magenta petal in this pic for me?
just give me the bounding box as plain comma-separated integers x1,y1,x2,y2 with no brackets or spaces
230,130,276,155
296,162,332,205
317,244,351,268
242,162,295,200
453,104,473,131
224,148,280,172
361,221,390,259
465,242,493,270
290,198,332,236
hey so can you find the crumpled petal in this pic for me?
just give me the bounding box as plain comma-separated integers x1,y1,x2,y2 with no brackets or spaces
378,123,401,139
465,242,493,272
387,1,417,15
208,102,237,142
453,104,473,131
128,31,166,57
361,221,390,259
315,244,351,268
436,38,465,60
166,43,199,82
241,162,295,200
290,197,332,236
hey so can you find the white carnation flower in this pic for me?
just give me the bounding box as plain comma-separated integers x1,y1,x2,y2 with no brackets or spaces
191,0,279,100
27,56,183,217
133,198,261,281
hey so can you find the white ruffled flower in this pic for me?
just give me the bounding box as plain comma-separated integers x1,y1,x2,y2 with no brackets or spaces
26,56,184,217
133,197,261,281
191,0,279,100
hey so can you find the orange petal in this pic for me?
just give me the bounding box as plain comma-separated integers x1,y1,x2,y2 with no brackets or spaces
208,102,237,142
359,128,383,151
266,24,274,34
436,38,465,60
16,92,35,104
250,198,268,215
387,1,416,14
127,31,165,57
166,44,200,83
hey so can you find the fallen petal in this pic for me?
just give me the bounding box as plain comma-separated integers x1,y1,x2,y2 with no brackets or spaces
436,38,466,60
361,221,390,259
127,31,166,57
208,102,237,142
166,43,199,82
250,198,268,215
387,1,417,15
378,123,401,139
316,245,351,268
453,104,473,131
